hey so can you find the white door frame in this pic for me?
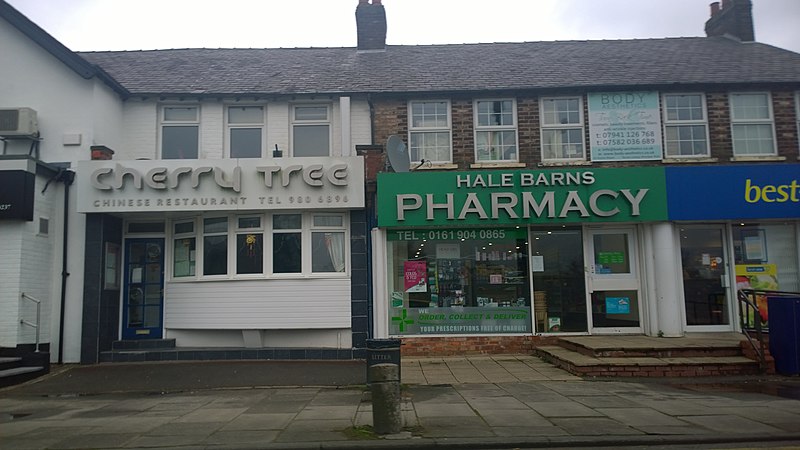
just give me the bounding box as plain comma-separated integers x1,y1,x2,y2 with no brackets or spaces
584,226,644,334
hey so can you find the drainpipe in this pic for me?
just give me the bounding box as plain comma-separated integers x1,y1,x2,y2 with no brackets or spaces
57,170,75,364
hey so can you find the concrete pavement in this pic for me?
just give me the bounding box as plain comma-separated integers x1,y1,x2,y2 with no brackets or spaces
1,355,800,449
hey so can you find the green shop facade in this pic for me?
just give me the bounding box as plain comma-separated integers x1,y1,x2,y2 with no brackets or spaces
371,164,800,348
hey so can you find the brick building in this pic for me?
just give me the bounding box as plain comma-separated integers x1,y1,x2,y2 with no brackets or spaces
365,0,800,354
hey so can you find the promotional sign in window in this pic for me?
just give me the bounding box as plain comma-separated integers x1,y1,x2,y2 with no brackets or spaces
404,260,427,293
389,306,531,335
588,91,663,162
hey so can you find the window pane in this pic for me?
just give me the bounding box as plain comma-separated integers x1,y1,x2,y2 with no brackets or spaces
237,233,263,274
731,94,770,120
173,237,195,277
313,215,343,227
665,125,708,157
238,217,261,229
229,106,263,123
128,222,165,233
542,129,584,160
204,217,228,233
274,214,302,229
411,102,448,128
273,233,301,273
203,235,227,275
666,94,704,121
174,221,194,234
312,232,345,272
293,125,329,156
476,130,516,161
477,100,513,126
410,131,450,162
295,106,328,121
162,126,198,159
542,98,580,125
231,128,262,158
732,124,774,155
164,106,197,121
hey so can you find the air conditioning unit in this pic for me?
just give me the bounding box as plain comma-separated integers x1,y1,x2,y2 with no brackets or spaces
0,108,39,137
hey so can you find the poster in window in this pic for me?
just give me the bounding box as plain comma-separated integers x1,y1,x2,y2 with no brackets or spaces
404,260,427,293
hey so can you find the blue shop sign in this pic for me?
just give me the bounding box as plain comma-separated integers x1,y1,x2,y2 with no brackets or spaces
666,164,800,220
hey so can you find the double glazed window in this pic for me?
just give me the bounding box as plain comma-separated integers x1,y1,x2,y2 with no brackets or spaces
292,105,330,157
409,101,451,163
540,97,585,161
171,213,347,278
730,93,776,156
161,106,199,159
474,99,518,162
227,106,264,158
663,94,709,157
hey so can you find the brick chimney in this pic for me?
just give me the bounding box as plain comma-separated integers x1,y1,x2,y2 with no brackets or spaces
356,0,386,51
705,0,755,42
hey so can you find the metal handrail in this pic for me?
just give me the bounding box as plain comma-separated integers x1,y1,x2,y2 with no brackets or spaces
20,292,41,352
737,288,800,373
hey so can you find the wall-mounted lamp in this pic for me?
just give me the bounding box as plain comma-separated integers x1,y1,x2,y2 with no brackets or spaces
273,144,282,158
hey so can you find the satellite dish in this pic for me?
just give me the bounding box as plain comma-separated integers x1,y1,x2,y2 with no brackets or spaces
386,135,410,173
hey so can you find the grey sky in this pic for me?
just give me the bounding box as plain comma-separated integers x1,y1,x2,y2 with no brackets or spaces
6,0,800,53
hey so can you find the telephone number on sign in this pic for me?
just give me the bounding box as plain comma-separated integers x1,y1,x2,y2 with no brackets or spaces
595,138,657,146
424,229,507,240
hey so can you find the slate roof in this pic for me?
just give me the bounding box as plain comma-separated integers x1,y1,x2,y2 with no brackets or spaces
78,37,800,97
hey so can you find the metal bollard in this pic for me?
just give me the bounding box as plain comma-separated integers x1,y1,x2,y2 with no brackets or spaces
368,363,402,434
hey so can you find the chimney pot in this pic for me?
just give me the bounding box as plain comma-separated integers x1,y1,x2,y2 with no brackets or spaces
710,2,720,16
372,0,382,4
359,0,368,3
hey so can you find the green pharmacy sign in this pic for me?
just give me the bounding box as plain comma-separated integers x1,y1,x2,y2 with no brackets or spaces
377,167,667,227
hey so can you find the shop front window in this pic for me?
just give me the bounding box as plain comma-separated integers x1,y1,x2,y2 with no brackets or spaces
386,228,530,335
733,223,799,329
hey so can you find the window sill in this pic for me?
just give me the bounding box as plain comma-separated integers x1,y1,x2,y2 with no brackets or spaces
469,162,527,169
730,156,786,162
662,157,718,164
414,163,459,171
537,160,591,167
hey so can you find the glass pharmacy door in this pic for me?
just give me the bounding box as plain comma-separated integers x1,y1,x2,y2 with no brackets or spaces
122,238,165,339
585,228,643,333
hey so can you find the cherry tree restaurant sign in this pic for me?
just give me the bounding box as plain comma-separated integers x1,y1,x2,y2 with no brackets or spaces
588,91,663,162
76,157,364,213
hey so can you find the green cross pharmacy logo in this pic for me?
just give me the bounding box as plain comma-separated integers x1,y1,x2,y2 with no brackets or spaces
391,308,414,332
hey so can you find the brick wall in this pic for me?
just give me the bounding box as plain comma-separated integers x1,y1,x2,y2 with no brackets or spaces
773,91,799,158
369,88,799,180
399,335,560,356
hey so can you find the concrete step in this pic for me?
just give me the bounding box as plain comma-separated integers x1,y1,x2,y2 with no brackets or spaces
557,336,745,358
0,357,22,371
111,339,176,350
0,366,46,388
535,345,761,377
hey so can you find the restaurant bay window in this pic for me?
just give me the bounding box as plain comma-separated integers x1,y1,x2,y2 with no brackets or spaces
169,212,348,279
386,228,531,335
